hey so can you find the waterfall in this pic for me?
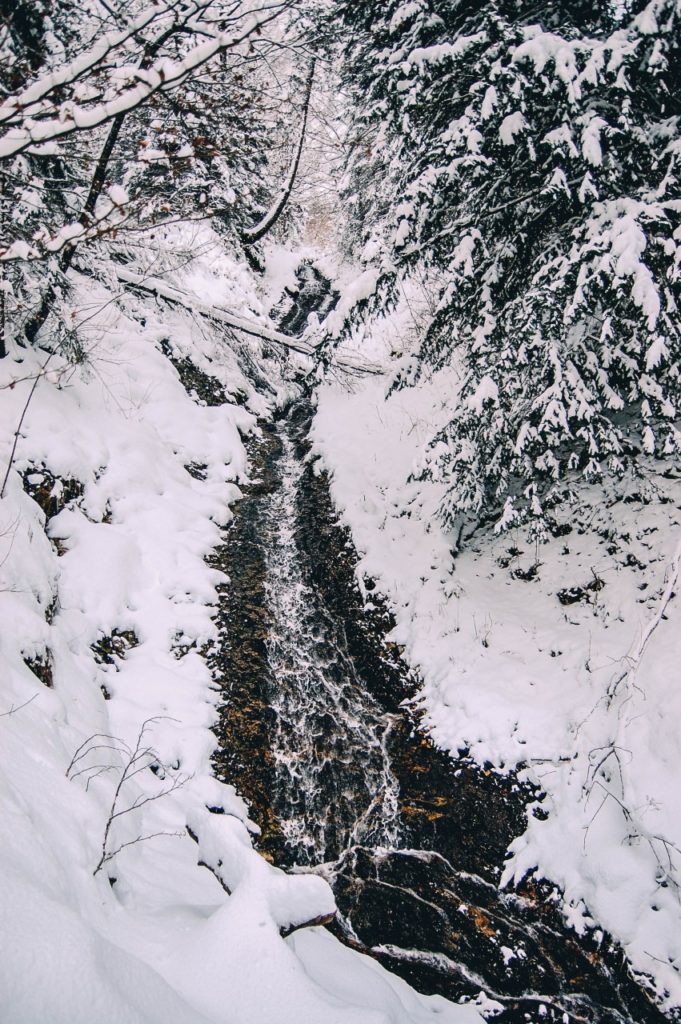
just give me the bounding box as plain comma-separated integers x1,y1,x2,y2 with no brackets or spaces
264,427,401,865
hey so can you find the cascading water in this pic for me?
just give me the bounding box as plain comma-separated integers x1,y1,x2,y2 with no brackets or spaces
263,429,401,865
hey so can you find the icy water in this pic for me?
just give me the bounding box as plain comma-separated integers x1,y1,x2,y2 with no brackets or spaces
207,265,668,1024
264,427,401,863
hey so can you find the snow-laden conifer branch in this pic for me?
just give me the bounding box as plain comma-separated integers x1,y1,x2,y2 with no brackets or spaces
333,0,681,534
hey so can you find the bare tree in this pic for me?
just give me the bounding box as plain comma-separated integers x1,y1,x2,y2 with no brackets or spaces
66,718,189,876
241,58,315,246
0,3,291,162
0,0,302,352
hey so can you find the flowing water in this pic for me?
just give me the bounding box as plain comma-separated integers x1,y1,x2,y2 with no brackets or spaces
264,427,401,864
208,403,668,1024
207,266,669,1024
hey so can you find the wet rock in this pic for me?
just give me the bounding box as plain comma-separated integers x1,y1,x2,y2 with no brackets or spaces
23,467,83,521
270,262,339,337
208,424,288,859
23,648,54,687
158,339,229,407
91,628,139,667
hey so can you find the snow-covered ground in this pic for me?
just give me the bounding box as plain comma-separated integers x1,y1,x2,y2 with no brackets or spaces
0,233,482,1024
310,287,681,1013
4,221,678,1018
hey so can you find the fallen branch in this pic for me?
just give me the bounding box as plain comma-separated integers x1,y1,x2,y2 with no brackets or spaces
607,534,681,703
580,536,681,894
0,352,54,499
0,693,38,717
114,268,383,375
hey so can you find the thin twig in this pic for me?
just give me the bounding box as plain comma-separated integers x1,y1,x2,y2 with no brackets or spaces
0,692,38,717
0,352,54,499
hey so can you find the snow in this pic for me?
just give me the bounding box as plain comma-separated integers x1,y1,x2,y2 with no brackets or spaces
5,1,678,1009
310,288,681,1012
389,4,423,34
0,231,480,1024
468,375,498,413
324,268,381,339
580,116,607,166
512,29,581,84
606,205,661,327
635,5,659,35
404,35,486,71
498,112,525,146
108,184,129,206
479,86,497,121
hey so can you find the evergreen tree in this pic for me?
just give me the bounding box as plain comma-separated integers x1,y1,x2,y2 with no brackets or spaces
334,0,681,536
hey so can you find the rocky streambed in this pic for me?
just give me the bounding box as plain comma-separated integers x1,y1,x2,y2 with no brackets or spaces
208,395,665,1024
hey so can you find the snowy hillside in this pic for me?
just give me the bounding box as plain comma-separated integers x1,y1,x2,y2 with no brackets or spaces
0,233,483,1024
312,356,681,1014
2,1,680,1021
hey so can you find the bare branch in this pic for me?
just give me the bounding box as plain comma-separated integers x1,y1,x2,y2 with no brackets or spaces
0,5,292,161
95,830,185,873
0,693,38,718
65,718,188,876
0,352,55,499
241,58,315,245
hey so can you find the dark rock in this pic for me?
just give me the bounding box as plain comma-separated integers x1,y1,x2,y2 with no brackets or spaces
91,628,139,668
22,467,83,521
23,649,53,687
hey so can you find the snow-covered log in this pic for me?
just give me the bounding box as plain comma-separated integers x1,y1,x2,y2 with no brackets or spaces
115,269,383,376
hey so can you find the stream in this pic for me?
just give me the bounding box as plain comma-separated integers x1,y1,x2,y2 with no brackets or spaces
205,266,667,1024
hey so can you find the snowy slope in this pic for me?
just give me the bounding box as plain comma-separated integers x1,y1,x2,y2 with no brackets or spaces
0,233,481,1024
311,305,681,1014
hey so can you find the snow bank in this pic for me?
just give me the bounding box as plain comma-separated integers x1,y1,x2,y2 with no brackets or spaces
311,334,681,1012
0,233,479,1023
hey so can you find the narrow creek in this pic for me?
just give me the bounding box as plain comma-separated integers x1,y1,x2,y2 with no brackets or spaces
205,268,667,1024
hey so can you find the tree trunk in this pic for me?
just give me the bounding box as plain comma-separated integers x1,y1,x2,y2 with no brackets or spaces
22,19,182,347
241,60,315,246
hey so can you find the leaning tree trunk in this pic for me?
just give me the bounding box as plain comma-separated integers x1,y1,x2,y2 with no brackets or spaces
241,60,315,246
23,111,127,347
